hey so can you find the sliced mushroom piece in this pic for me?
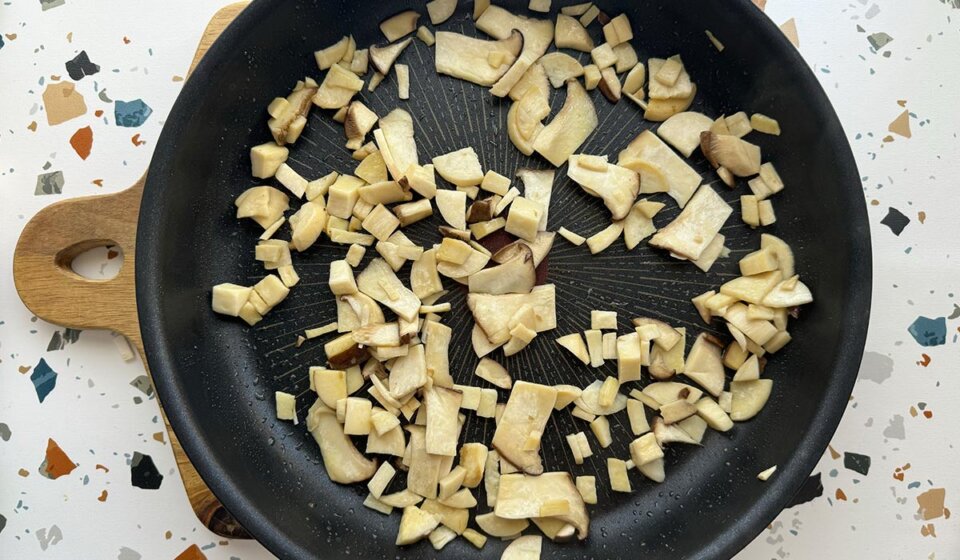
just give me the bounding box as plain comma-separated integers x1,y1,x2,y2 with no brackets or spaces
657,111,714,157
652,416,699,446
236,186,290,228
344,101,379,150
313,64,365,109
469,244,535,295
724,303,778,346
390,344,428,401
575,379,627,415
268,78,318,145
630,317,681,350
507,84,551,156
492,232,554,267
700,131,761,177
475,358,512,389
501,535,543,559
508,62,550,101
648,326,685,379
424,385,463,456
340,292,386,329
622,199,657,250
492,381,557,474
647,57,694,100
352,322,401,347
434,189,468,231
495,472,589,540
436,244,490,278
376,108,419,181
307,403,377,484
433,147,484,187
539,52,585,88
642,381,702,406
369,37,414,76
623,62,646,96
762,275,814,308
760,233,796,278
643,86,697,122
730,379,773,421
475,512,530,538
618,130,701,208
567,154,640,220
435,30,522,86
649,185,732,260
598,67,622,102
533,80,598,166
356,258,422,321
480,8,555,97
410,248,444,301
426,0,457,24
380,10,420,42
683,333,725,397
472,324,505,358
465,196,499,223
720,270,783,305
555,14,594,52
468,285,557,344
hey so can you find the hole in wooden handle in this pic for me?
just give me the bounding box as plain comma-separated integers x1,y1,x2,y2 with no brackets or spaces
54,239,125,282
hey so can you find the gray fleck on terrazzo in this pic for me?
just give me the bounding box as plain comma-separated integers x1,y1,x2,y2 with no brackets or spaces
859,351,894,384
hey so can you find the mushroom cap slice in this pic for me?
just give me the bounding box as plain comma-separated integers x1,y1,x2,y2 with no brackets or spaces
533,80,598,166
433,147,485,187
370,37,413,77
468,284,556,344
306,402,377,484
380,10,420,42
478,7,554,97
436,245,490,278
539,52,585,88
356,258,422,321
435,30,523,86
501,535,543,559
494,472,589,540
649,185,733,260
700,131,762,177
468,243,535,295
657,111,714,157
507,85,550,156
575,379,628,415
492,381,557,474
618,130,701,208
567,154,640,220
508,62,550,101
762,275,813,308
555,14,594,52
683,333,726,397
377,108,419,181
426,0,457,24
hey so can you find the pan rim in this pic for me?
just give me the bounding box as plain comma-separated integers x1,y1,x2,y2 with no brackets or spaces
137,0,872,558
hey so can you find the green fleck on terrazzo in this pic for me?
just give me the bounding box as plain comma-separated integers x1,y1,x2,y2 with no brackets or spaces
844,452,872,476
34,170,64,195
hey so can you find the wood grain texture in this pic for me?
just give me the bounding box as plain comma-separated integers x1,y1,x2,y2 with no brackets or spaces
13,1,252,539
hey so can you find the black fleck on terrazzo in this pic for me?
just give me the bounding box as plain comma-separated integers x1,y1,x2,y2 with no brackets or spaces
880,207,910,236
130,452,163,490
785,473,824,508
65,50,100,81
844,452,872,476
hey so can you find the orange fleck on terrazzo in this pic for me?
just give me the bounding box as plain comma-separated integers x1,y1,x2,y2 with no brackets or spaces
897,99,907,107
910,406,918,417
131,133,146,146
920,523,937,538
95,463,109,472
42,81,87,125
165,530,173,540
835,488,847,501
18,365,31,374
18,468,30,477
779,18,799,48
923,410,933,419
123,36,132,44
4,33,17,41
918,211,926,223
917,353,931,367
174,544,207,560
44,438,77,479
70,126,93,160
27,121,38,132
97,490,108,502
870,199,879,206
827,445,841,460
92,179,104,187
917,488,946,520
95,109,104,117
153,431,166,443
889,109,912,138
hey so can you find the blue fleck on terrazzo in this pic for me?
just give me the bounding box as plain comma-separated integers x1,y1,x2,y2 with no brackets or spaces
114,99,153,127
30,358,58,403
907,316,946,347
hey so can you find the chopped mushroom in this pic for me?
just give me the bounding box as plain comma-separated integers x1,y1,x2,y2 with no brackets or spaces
494,472,589,540
434,31,523,86
426,0,457,24
370,38,414,76
649,186,733,260
380,10,420,42
492,381,557,474
555,14,594,52
306,403,378,484
533,80,598,166
700,131,762,177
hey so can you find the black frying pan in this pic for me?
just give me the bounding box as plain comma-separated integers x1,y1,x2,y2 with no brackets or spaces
138,0,871,558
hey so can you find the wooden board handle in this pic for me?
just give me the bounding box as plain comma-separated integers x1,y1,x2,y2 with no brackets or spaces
13,180,143,340
12,1,253,540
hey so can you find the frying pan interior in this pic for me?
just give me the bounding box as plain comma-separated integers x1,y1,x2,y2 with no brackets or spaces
139,0,870,558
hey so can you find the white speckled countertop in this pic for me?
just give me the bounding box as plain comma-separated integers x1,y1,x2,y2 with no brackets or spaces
1,0,957,558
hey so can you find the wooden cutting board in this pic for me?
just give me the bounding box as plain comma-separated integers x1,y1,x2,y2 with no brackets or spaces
13,1,252,539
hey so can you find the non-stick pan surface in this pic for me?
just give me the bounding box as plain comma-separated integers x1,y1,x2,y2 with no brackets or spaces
138,1,871,558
